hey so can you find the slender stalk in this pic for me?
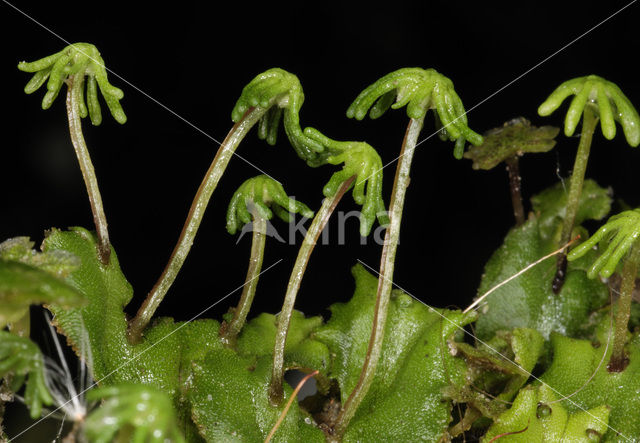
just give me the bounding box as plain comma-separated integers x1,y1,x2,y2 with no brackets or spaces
269,176,355,406
220,213,267,347
608,243,640,372
66,75,111,265
552,106,598,293
128,107,267,343
333,116,424,438
505,156,525,226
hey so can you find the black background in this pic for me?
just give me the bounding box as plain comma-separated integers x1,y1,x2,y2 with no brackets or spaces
1,1,639,325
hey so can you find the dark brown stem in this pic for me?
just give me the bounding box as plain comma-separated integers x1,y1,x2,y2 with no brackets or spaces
505,156,525,226
333,116,424,438
269,176,355,406
608,242,640,372
66,75,111,265
219,213,267,347
127,107,267,344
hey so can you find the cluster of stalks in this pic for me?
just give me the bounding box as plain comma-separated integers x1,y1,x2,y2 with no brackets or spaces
16,41,640,439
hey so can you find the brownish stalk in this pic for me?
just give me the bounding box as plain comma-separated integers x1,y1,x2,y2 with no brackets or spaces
128,107,267,343
333,116,424,439
608,243,640,372
269,176,355,406
220,213,267,347
66,75,111,265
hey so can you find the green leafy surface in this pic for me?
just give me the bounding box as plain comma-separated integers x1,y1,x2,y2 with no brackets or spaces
234,311,329,372
86,382,186,443
0,331,52,418
474,216,609,341
475,181,612,340
189,351,324,442
539,332,640,441
1,236,84,328
483,384,610,442
0,260,85,328
531,179,612,245
312,264,475,441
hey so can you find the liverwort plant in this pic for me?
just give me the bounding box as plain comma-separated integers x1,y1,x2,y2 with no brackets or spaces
127,68,325,343
269,134,389,405
568,208,640,371
538,75,640,293
464,117,559,226
220,175,314,347
0,331,52,419
18,43,127,265
333,67,482,437
9,41,640,441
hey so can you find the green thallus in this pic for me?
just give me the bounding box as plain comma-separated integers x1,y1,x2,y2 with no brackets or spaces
18,43,127,265
220,175,314,347
85,382,185,443
332,67,483,437
568,208,640,371
537,74,640,293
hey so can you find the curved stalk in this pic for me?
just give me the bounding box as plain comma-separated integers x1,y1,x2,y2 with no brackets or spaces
220,213,267,347
66,74,111,265
128,107,268,343
269,176,355,406
552,106,598,293
333,116,424,438
609,243,640,372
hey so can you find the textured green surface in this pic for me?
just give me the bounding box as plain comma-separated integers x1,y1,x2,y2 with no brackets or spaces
539,332,640,441
226,175,314,234
474,216,609,341
234,311,329,370
0,236,84,328
464,118,559,170
189,351,323,442
531,179,612,246
568,208,640,278
86,382,186,443
483,384,610,442
0,331,52,418
312,264,475,441
538,75,640,146
18,42,126,124
0,260,85,328
231,68,324,165
346,67,483,158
